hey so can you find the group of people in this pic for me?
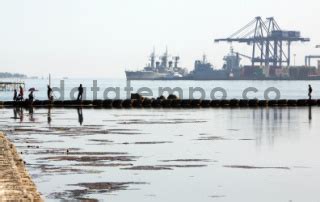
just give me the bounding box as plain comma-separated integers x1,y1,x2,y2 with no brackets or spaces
13,84,84,102
13,86,37,102
12,84,315,101
13,86,24,101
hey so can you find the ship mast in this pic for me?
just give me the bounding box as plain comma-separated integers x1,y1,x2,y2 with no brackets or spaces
202,54,207,64
161,47,168,69
150,47,156,69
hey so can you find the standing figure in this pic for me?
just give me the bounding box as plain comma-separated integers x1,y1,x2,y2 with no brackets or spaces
77,84,84,101
28,91,34,103
47,85,53,101
13,89,17,101
308,84,313,100
17,86,24,101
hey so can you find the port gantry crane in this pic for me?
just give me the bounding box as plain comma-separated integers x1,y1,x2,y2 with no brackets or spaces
305,45,320,67
214,17,310,68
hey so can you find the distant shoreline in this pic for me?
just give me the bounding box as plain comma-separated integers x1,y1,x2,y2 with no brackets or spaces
0,72,27,79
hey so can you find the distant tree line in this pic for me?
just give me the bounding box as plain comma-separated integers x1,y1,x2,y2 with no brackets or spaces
0,72,27,78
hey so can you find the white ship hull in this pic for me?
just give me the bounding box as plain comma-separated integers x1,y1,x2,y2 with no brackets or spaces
126,71,173,80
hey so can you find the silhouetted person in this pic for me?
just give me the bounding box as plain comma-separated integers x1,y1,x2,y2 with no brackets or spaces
47,85,53,101
17,86,24,101
308,85,312,100
28,91,34,103
13,89,17,101
77,108,83,125
77,84,84,101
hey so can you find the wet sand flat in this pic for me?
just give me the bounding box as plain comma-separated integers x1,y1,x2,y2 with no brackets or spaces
0,107,320,201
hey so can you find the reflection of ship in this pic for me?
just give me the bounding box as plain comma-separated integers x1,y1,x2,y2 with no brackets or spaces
125,49,189,80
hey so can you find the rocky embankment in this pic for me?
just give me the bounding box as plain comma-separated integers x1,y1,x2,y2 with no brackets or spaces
0,132,42,201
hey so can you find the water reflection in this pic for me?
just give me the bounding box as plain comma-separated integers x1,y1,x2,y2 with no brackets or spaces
47,108,52,125
13,107,36,122
29,107,35,122
1,105,319,201
13,107,24,122
13,108,19,119
252,108,293,146
13,107,86,126
77,108,84,126
309,106,312,121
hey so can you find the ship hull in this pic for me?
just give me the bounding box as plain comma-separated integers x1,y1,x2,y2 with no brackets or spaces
126,71,320,80
126,70,320,80
126,71,175,80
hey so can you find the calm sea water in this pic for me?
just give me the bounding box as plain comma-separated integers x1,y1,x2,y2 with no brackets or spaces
0,107,319,201
1,79,319,201
1,78,320,100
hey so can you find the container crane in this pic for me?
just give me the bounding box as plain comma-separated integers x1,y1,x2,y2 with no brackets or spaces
215,17,310,68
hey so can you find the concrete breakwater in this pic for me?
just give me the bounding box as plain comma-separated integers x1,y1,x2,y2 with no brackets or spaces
0,133,43,201
0,98,319,109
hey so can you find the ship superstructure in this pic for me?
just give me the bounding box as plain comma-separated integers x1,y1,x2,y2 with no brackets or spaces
125,49,188,80
189,55,227,80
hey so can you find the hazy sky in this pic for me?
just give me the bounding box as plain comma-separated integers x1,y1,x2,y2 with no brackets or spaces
0,0,319,78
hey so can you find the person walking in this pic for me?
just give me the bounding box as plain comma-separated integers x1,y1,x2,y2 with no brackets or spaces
77,84,84,101
308,84,313,100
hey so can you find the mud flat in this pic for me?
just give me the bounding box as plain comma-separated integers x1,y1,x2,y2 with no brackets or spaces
0,132,42,201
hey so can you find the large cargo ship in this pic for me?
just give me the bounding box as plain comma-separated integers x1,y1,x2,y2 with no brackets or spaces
126,48,320,80
188,49,242,80
125,48,248,80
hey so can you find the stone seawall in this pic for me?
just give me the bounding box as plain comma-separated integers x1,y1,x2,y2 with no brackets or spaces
0,132,43,201
0,99,319,109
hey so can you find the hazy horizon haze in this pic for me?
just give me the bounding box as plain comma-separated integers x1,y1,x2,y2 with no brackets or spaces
0,0,319,78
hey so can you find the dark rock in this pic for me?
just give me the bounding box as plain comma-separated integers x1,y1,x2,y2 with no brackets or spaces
268,100,278,107
229,99,239,107
277,99,288,106
157,95,166,100
190,99,201,108
131,93,143,100
122,99,133,108
210,100,221,107
102,100,113,108
258,100,268,107
248,99,258,107
287,100,297,106
151,99,162,108
239,99,249,107
112,100,123,108
200,100,211,108
167,94,178,100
